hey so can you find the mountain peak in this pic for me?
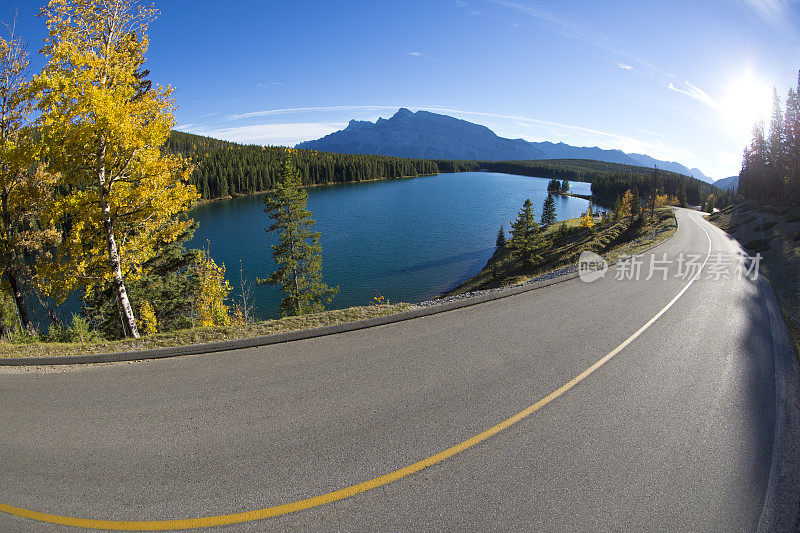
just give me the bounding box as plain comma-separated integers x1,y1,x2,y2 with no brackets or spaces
295,108,707,178
393,107,414,119
345,119,371,131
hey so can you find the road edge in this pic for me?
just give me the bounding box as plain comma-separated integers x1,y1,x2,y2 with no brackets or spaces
756,276,800,532
0,215,678,367
704,210,800,532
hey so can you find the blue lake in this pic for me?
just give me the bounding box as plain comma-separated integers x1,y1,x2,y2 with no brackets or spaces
189,172,594,319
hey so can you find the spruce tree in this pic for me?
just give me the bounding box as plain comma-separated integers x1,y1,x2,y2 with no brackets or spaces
541,193,557,227
509,198,540,267
261,156,338,316
648,169,661,221
677,183,687,207
784,84,800,202
767,88,786,197
630,188,642,221
496,224,506,249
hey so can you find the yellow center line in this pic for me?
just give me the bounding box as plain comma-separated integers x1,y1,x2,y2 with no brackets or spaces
0,212,712,531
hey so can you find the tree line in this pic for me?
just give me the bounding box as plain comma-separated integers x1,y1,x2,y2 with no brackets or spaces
168,131,439,200
168,135,728,210
738,71,800,203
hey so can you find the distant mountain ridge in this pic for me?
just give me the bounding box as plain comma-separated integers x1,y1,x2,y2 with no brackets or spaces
713,175,738,191
296,108,712,182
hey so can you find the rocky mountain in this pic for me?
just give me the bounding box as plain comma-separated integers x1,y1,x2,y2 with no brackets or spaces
296,108,710,180
713,175,739,191
298,108,545,161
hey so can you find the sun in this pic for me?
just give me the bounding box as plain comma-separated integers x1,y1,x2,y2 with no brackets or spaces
720,73,773,143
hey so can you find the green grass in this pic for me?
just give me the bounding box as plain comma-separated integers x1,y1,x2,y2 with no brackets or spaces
0,303,415,359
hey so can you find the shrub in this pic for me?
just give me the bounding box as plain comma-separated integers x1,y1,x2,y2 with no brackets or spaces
69,314,100,344
762,220,778,231
43,314,101,344
744,239,771,252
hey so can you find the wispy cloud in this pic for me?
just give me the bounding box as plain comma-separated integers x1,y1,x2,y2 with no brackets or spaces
227,105,403,121
257,82,283,89
477,0,668,77
738,0,799,33
408,50,440,61
617,62,634,71
667,81,721,111
455,1,524,27
635,128,664,139
175,122,346,146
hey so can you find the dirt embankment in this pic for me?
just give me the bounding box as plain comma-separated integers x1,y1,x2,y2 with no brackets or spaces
707,203,800,354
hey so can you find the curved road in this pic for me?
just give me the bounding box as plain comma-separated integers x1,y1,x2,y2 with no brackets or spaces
1,208,798,531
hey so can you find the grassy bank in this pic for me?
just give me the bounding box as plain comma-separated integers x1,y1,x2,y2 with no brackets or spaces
707,203,800,355
449,207,677,295
0,303,415,359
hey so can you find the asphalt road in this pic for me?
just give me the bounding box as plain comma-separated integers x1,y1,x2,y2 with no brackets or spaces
1,208,798,531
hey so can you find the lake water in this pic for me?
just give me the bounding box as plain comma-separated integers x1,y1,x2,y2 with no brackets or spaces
189,172,594,319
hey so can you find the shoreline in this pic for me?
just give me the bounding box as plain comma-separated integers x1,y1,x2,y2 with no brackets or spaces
190,173,441,209
446,207,677,296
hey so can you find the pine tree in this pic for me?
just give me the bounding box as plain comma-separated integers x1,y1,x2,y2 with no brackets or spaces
648,169,661,221
495,224,506,249
560,180,570,193
767,88,786,197
619,190,635,225
613,195,624,221
784,83,800,202
32,0,198,338
677,182,687,207
261,156,338,316
83,223,205,338
509,198,540,267
739,121,769,201
630,188,642,222
705,194,715,213
541,193,557,227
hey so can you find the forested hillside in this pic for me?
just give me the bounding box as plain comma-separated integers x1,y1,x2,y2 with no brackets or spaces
167,131,439,200
168,131,728,207
435,159,725,206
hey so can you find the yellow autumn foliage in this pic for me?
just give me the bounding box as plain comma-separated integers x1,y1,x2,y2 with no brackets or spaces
194,247,231,328
137,300,157,335
32,0,199,307
580,204,595,228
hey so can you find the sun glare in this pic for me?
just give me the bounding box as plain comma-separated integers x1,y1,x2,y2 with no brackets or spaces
720,73,773,143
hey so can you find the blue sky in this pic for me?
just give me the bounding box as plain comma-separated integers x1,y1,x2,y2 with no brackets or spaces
7,0,800,178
